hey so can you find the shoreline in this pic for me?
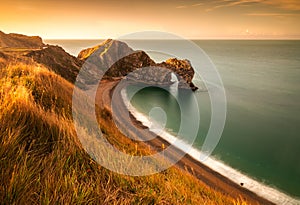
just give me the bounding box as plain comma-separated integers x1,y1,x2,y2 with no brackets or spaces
123,88,300,205
96,79,278,205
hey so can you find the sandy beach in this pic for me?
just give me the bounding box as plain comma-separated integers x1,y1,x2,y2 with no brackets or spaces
96,79,275,205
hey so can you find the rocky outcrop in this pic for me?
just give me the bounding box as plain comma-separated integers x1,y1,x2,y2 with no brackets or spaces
126,66,173,86
0,31,198,90
158,58,198,90
79,39,198,90
0,31,44,48
78,39,133,63
78,39,156,77
108,51,156,77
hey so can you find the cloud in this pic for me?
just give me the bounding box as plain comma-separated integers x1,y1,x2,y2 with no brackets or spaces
204,0,261,12
245,12,297,17
264,0,300,11
206,0,300,11
192,3,203,7
175,2,203,9
176,5,187,9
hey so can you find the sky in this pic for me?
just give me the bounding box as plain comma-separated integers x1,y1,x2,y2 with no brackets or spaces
0,0,300,39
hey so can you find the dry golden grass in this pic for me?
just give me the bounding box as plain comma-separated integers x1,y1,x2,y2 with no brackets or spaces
0,62,245,204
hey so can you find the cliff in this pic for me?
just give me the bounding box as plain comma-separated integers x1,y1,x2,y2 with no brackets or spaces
0,31,197,90
0,31,94,87
0,31,44,48
78,39,156,77
164,59,198,90
79,39,198,90
126,66,173,86
0,32,264,205
0,61,238,205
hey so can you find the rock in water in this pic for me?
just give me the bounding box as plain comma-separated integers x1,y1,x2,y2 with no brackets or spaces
158,58,198,90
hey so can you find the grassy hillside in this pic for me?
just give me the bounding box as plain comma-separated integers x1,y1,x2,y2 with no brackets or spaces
0,63,245,204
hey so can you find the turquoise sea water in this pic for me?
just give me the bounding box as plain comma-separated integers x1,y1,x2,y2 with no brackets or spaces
199,40,300,198
45,39,300,202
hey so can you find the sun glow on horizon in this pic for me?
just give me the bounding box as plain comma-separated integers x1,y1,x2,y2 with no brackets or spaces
0,0,300,39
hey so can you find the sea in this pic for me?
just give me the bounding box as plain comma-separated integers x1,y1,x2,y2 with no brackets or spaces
45,39,300,204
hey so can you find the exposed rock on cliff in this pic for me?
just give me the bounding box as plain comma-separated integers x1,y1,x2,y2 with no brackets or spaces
78,39,156,77
126,66,173,86
79,39,198,90
0,31,44,48
108,50,156,77
0,31,198,91
158,58,198,90
78,39,133,63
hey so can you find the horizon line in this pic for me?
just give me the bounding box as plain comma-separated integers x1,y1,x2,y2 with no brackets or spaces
44,38,300,41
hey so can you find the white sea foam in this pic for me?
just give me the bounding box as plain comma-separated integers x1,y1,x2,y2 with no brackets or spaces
121,89,300,205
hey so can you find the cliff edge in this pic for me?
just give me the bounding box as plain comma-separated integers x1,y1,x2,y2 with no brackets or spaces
0,31,44,48
0,31,198,90
78,39,198,90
